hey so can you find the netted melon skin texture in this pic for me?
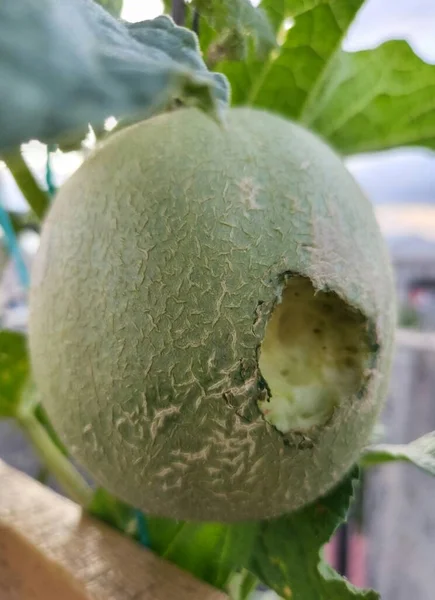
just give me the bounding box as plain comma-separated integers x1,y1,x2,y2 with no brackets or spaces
29,108,395,521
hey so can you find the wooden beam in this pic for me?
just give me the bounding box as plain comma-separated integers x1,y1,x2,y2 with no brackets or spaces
0,460,227,600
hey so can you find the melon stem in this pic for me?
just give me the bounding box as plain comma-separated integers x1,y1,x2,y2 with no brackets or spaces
227,569,259,599
17,411,93,507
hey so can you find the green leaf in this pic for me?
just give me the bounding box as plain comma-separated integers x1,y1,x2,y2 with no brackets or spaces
259,0,287,34
94,0,123,17
216,60,260,106
248,467,379,600
193,0,276,59
0,331,29,418
259,0,336,34
207,26,249,68
147,517,258,591
249,0,364,116
88,488,138,536
301,40,435,154
222,1,435,155
163,0,276,69
361,430,435,476
209,0,283,104
0,1,229,151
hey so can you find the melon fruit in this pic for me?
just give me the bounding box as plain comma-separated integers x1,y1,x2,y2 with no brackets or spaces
28,108,396,522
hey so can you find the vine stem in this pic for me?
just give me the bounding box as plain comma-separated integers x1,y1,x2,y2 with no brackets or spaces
4,149,50,221
45,144,57,197
17,410,93,507
227,569,259,600
172,0,186,26
192,8,200,34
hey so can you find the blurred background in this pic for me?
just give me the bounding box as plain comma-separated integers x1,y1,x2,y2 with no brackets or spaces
1,1,434,599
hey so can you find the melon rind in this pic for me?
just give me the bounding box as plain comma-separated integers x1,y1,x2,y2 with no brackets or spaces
29,108,396,521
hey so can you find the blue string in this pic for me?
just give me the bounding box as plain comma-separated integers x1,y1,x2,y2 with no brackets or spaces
0,200,29,289
0,144,54,294
135,510,150,548
46,144,57,198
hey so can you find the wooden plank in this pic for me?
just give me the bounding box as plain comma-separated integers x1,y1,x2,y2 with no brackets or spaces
0,460,227,600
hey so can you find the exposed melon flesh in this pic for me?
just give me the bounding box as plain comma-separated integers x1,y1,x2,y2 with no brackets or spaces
259,277,371,432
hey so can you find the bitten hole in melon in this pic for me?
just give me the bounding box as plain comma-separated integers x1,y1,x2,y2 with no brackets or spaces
258,276,372,433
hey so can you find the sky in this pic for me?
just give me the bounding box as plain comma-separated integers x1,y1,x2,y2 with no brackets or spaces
121,0,163,21
344,0,435,60
341,0,435,240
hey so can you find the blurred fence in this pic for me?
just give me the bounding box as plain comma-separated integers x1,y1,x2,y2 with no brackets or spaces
365,328,435,599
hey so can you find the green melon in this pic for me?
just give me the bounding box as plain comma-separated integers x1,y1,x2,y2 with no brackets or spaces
28,107,396,522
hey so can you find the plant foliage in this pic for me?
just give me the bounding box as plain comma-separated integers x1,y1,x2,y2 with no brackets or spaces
1,1,435,599
219,0,435,155
248,468,379,599
0,331,29,418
